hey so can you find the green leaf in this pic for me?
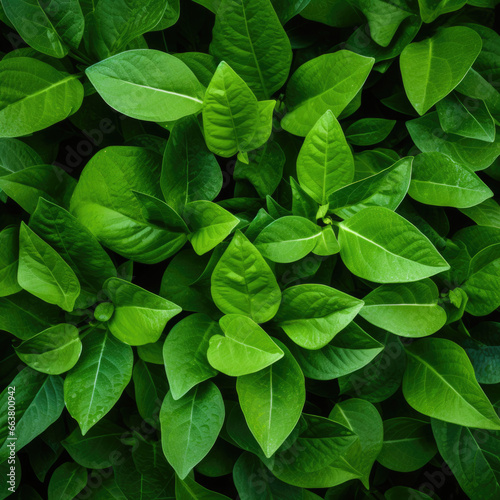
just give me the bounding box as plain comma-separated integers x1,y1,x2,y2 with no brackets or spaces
329,398,383,488
313,225,340,256
0,58,84,137
418,0,466,23
210,0,292,99
62,419,127,469
211,230,281,323
0,164,76,215
254,216,322,263
407,112,500,172
329,157,412,218
161,116,222,214
0,368,64,462
0,291,62,339
264,413,357,488
30,198,117,301
133,360,168,423
1,0,84,58
463,322,500,384
270,0,312,24
70,146,188,264
18,223,81,312
103,277,181,346
377,418,437,472
184,200,239,255
274,284,364,349
0,226,21,297
339,333,407,403
296,110,354,204
48,462,87,500
460,199,500,229
285,322,384,380
163,313,219,400
0,138,42,177
207,314,283,376
436,92,495,142
400,27,482,115
64,329,133,435
86,50,205,122
234,141,285,198
160,381,225,479
202,62,260,158
408,152,493,208
236,340,305,457
175,474,231,499
403,338,500,430
359,279,447,337
462,244,500,316
385,487,434,500
345,118,396,146
338,207,449,283
432,419,500,500
281,51,374,137
15,324,82,375
87,0,168,59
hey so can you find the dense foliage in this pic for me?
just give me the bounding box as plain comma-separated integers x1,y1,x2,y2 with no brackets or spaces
1,0,500,498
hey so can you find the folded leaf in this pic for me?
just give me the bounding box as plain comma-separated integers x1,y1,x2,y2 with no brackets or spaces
274,284,364,349
18,223,81,312
207,314,283,376
104,277,181,345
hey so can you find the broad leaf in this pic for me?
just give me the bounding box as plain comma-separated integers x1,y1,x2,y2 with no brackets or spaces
403,338,500,430
70,146,188,264
360,279,447,337
15,324,82,375
338,207,449,283
47,462,87,500
409,152,493,208
377,418,437,472
281,51,374,136
160,381,225,479
1,0,84,58
0,368,64,462
0,58,83,137
202,62,260,158
329,157,412,218
210,0,292,99
163,313,219,400
64,329,133,435
236,340,305,457
211,231,281,323
345,118,396,146
0,226,21,297
296,110,354,204
254,216,322,263
86,50,205,122
400,27,482,115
